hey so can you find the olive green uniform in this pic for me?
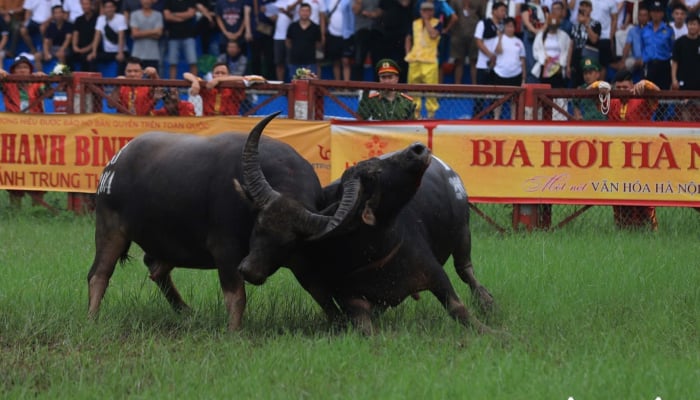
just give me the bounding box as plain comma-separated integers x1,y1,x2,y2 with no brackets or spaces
357,92,417,120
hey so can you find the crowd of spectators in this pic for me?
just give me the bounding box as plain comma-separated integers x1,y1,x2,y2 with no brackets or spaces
0,0,695,90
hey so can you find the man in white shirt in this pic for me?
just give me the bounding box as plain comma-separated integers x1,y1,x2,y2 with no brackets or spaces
87,0,128,76
671,2,688,39
475,0,506,85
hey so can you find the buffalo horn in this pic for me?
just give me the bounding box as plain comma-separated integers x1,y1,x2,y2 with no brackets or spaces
242,112,282,208
241,112,362,240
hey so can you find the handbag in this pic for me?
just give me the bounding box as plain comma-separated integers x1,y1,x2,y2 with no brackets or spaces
104,23,119,44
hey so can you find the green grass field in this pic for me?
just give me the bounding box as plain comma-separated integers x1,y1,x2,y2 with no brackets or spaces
1,193,698,399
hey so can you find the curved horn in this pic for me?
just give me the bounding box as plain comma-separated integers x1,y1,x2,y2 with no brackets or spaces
242,112,281,208
304,178,363,241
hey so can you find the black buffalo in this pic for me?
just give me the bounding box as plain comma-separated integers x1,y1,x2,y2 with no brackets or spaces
86,113,356,330
238,125,495,334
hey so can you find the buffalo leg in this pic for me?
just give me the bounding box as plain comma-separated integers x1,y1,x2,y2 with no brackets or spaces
87,218,130,318
143,254,190,312
429,270,491,334
217,265,246,332
292,269,345,327
452,227,495,314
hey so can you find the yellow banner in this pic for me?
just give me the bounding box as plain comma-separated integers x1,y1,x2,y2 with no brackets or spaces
331,121,700,206
0,114,331,193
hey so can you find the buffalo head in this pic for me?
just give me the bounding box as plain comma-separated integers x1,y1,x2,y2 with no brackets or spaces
237,116,431,284
235,115,361,284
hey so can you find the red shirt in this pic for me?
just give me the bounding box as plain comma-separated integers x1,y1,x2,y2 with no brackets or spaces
200,87,243,116
1,82,45,113
608,98,658,121
119,86,156,115
152,101,195,116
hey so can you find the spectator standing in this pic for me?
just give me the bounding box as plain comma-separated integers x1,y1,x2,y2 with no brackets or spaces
492,16,525,120
164,0,198,79
521,0,547,82
184,62,261,115
129,0,163,70
351,0,383,81
532,16,570,119
670,1,688,39
549,0,571,34
88,0,129,76
1,0,25,60
0,55,47,208
20,0,53,68
671,11,700,120
324,0,353,81
272,0,296,81
448,0,484,85
217,39,248,75
417,0,457,83
215,0,251,54
589,0,618,80
567,0,601,88
405,1,441,118
357,58,415,119
42,5,73,66
286,2,322,75
112,56,159,114
474,1,506,86
301,0,327,57
532,16,570,86
71,0,97,71
152,87,195,115
620,2,648,74
249,0,276,78
195,0,219,56
378,0,412,83
641,0,673,89
591,69,659,230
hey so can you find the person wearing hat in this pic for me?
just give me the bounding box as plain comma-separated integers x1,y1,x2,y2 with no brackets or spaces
357,58,416,120
572,56,606,121
640,0,674,90
0,54,45,112
0,54,48,209
405,0,442,119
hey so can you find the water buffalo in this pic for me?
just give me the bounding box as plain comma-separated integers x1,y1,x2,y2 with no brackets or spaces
86,113,356,330
237,125,495,334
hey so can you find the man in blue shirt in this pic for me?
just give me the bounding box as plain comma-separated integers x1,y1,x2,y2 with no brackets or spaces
622,3,649,80
641,0,674,89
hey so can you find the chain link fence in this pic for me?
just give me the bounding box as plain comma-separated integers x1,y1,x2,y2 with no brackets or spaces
532,87,700,122
1,75,698,231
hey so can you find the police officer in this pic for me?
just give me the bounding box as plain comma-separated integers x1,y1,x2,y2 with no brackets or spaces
357,59,416,120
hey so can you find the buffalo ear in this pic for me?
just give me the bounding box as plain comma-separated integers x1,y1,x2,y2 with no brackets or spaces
233,179,254,205
361,202,376,225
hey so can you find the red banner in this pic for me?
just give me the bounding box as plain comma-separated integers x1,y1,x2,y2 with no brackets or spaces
0,114,331,193
331,120,700,206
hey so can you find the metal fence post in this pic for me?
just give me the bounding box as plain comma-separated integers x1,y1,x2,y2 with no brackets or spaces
513,83,552,231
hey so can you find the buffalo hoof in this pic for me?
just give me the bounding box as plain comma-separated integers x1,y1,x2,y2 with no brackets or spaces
474,286,495,315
